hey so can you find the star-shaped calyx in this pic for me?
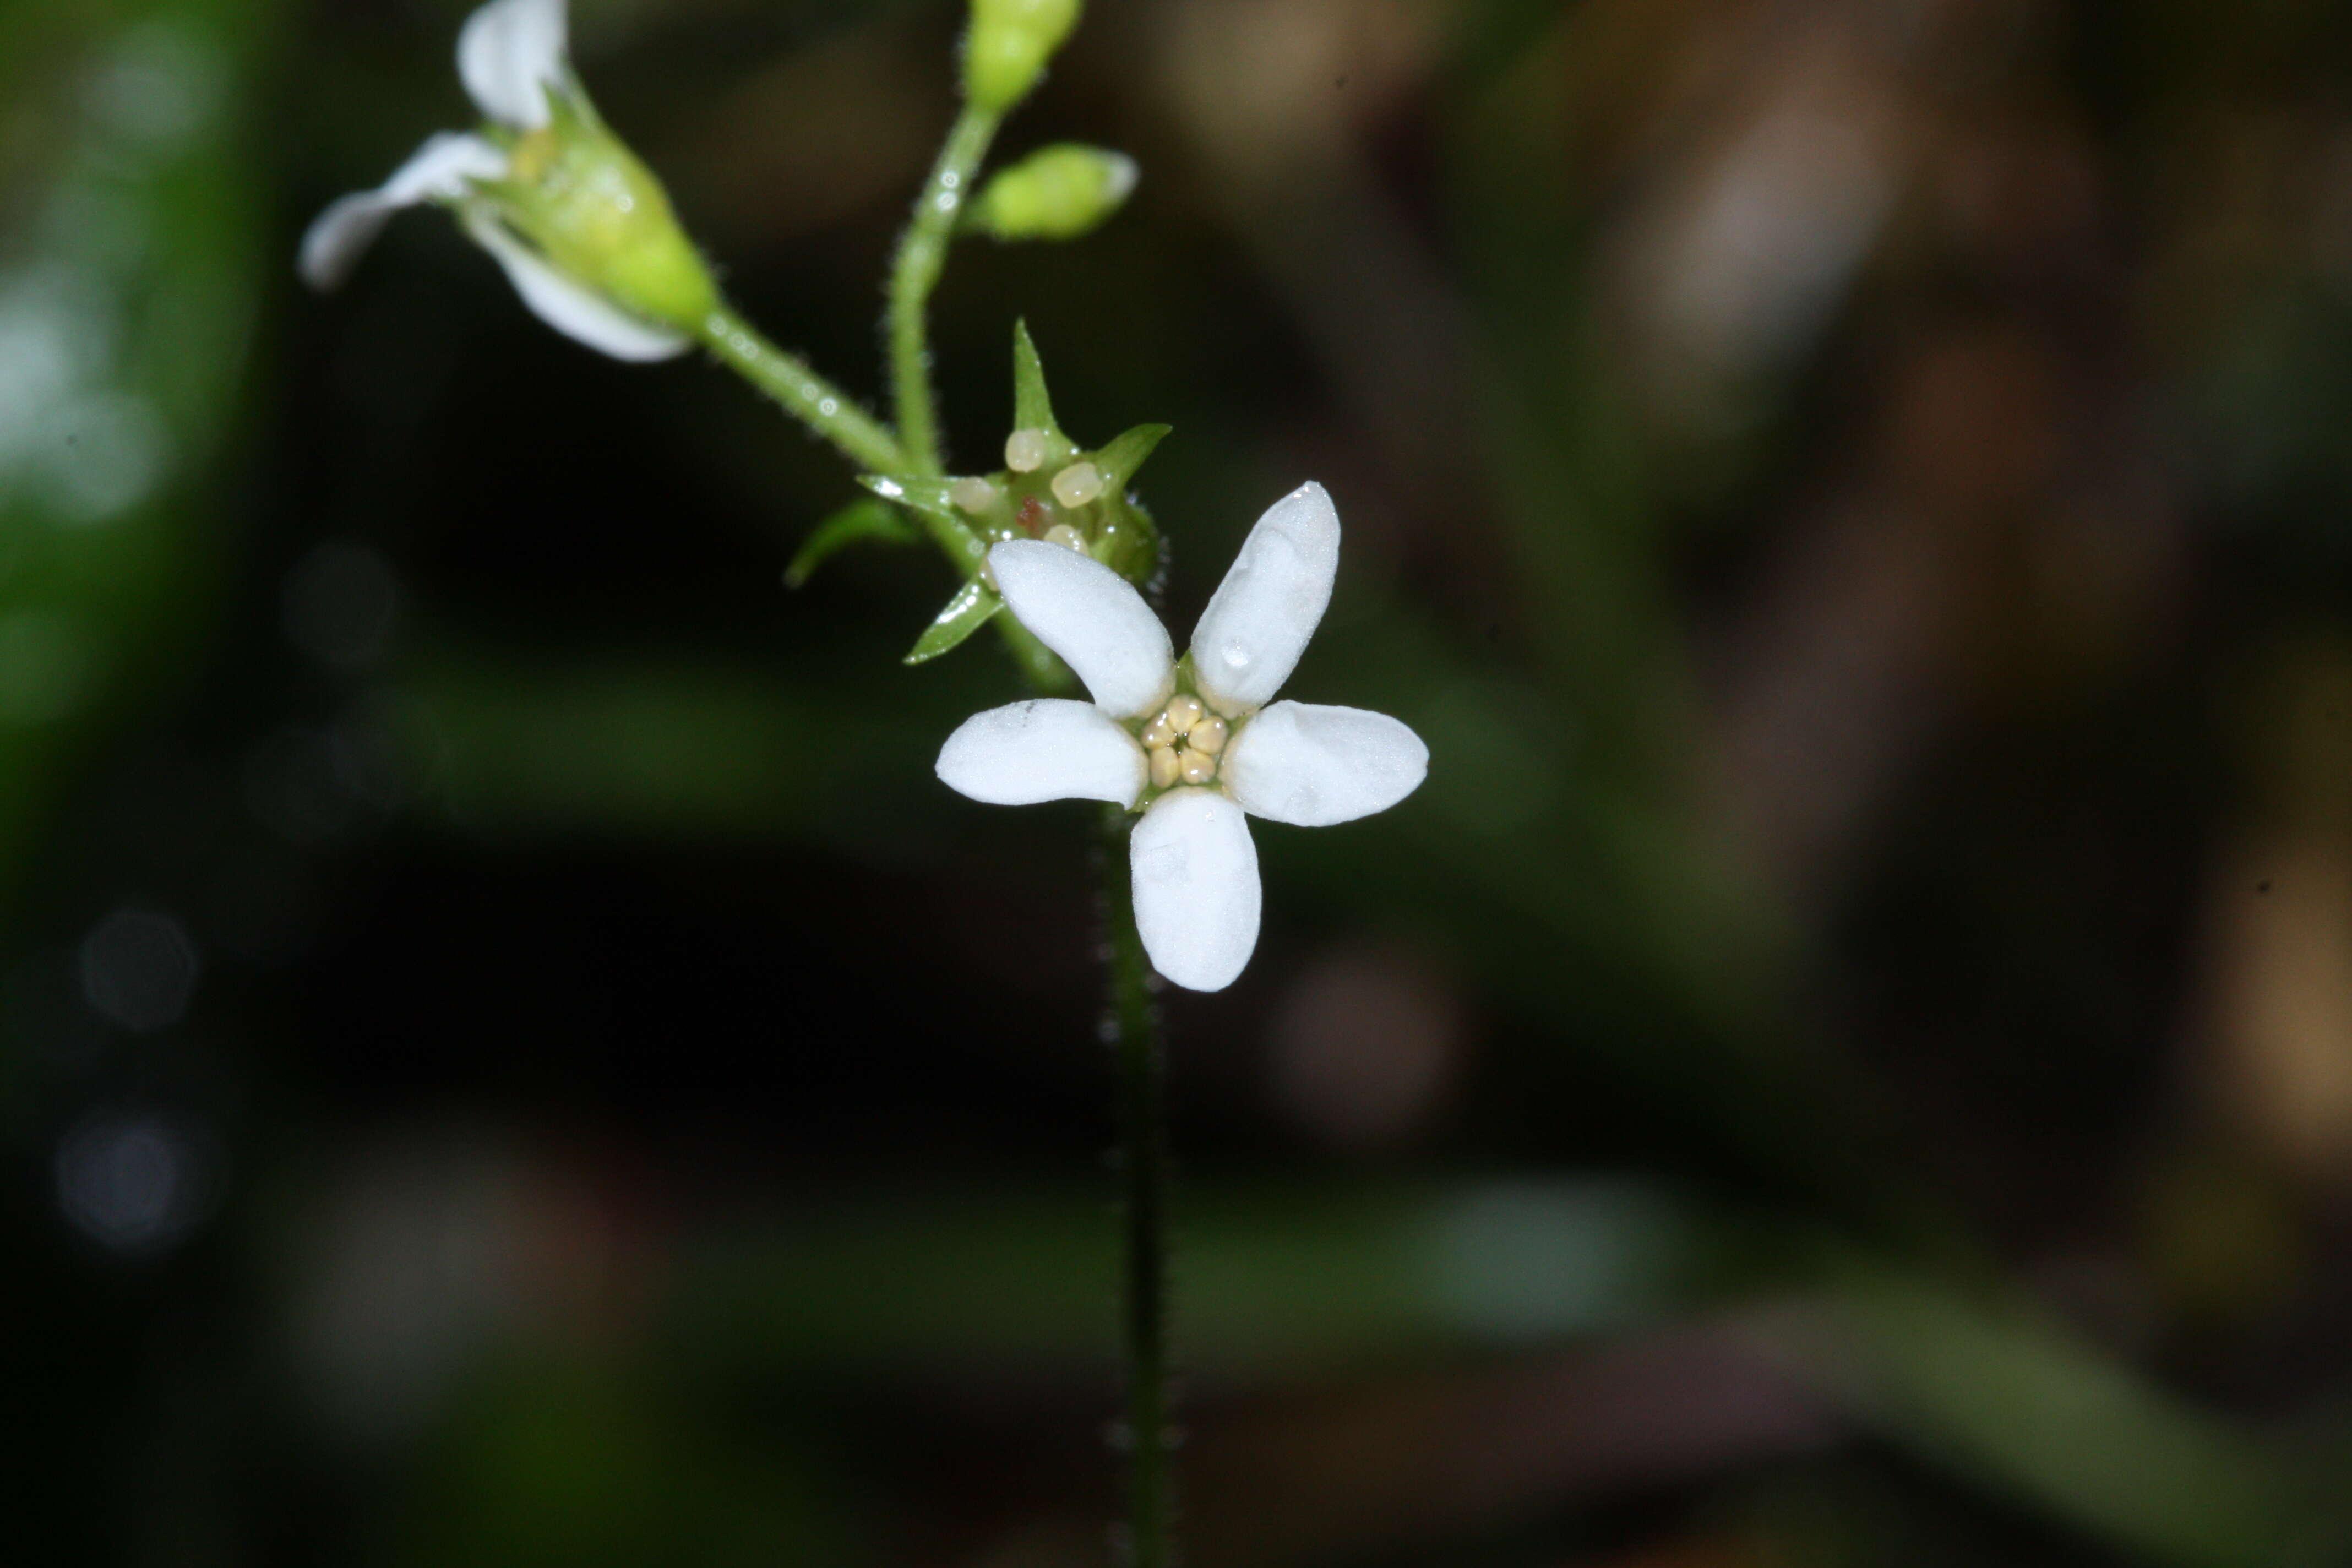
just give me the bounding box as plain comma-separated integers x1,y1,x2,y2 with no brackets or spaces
861,321,1166,665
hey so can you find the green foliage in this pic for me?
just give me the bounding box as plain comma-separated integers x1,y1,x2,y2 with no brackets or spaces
783,498,918,589
0,0,270,934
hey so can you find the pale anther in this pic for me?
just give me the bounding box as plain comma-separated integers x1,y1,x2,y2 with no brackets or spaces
1179,749,1218,786
1189,715,1228,755
1140,712,1176,749
1006,428,1049,472
951,476,998,514
1044,522,1088,553
1050,461,1104,508
1164,695,1203,734
1149,744,1181,789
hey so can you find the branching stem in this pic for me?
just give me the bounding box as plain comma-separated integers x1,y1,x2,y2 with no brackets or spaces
700,307,907,473
889,105,1003,476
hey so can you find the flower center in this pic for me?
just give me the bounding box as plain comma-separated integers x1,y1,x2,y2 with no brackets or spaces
1137,693,1229,791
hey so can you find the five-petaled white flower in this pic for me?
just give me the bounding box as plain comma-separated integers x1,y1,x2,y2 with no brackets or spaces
937,482,1428,992
298,0,702,363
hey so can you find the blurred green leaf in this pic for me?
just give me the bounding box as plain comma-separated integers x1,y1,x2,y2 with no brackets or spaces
0,0,272,933
782,497,918,588
392,643,956,845
400,1355,864,1568
667,1178,1713,1374
1788,1270,2340,1568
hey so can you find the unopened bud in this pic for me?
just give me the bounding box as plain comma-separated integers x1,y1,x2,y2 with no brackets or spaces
970,144,1137,241
965,0,1082,111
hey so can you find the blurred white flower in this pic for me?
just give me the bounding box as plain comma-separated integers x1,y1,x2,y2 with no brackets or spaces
297,0,704,362
937,481,1428,991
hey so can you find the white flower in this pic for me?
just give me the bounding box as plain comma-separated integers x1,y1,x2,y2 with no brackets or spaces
297,0,696,363
936,482,1429,992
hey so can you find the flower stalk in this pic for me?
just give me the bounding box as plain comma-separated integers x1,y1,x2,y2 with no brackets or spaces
698,305,909,475
1101,805,1174,1568
307,2,1212,1555
889,104,1004,475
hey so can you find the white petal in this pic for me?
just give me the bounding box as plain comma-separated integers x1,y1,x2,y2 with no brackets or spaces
936,700,1147,807
297,132,508,290
1130,788,1260,992
459,209,690,361
989,541,1174,719
458,0,569,129
1190,480,1341,716
383,130,510,202
1223,701,1428,826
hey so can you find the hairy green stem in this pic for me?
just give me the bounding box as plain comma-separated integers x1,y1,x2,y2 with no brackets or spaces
888,105,1003,476
700,306,908,474
1099,805,1173,1568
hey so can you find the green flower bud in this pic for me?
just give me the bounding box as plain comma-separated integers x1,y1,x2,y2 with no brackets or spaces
969,144,1137,241
488,97,717,336
965,0,1082,111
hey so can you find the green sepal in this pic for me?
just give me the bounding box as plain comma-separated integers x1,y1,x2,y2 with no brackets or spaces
1093,423,1171,489
482,88,717,335
1011,319,1071,447
859,473,990,574
905,577,1004,665
859,472,960,525
784,498,918,588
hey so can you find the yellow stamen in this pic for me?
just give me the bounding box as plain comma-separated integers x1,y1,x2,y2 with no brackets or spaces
1005,428,1049,473
1049,461,1103,508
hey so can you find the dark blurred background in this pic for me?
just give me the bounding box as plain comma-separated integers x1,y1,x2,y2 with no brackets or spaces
9,0,2352,1561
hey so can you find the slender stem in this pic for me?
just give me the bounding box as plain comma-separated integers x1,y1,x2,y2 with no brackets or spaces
700,306,908,474
1099,805,1172,1568
888,104,1002,476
